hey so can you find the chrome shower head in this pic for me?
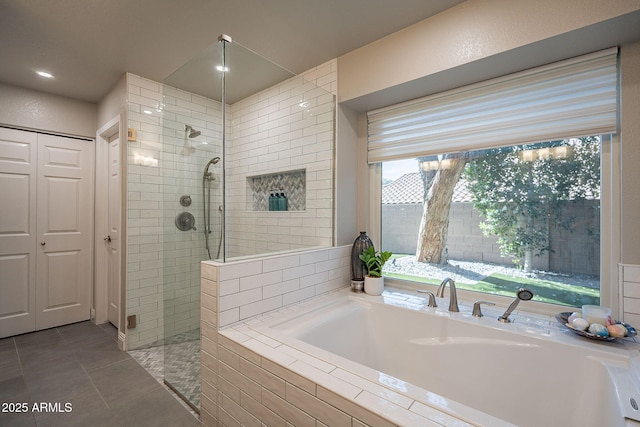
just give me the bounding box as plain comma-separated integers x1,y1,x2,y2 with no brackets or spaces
185,125,201,138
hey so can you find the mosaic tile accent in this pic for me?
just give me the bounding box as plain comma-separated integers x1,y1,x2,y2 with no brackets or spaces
251,169,306,211
164,339,201,408
129,329,201,411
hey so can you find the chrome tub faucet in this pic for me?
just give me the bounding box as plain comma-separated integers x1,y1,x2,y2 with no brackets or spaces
436,277,459,312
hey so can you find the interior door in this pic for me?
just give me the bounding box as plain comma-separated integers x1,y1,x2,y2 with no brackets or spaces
36,133,93,330
0,128,37,338
107,134,120,327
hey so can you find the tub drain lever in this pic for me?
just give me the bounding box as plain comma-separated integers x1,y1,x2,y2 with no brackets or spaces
417,290,437,308
472,300,495,317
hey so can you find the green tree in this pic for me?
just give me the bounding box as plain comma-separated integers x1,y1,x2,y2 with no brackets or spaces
463,137,600,271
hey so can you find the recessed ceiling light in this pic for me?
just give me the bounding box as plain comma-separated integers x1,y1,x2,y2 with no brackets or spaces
216,65,229,72
36,70,54,78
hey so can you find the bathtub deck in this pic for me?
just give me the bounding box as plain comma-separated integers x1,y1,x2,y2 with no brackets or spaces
217,288,639,426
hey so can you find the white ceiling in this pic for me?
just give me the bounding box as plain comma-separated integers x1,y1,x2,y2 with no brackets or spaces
0,0,465,103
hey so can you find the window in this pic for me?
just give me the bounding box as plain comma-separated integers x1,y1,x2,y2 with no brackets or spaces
367,48,618,312
380,137,602,308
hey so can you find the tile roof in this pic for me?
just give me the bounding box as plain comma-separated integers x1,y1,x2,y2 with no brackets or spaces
382,173,473,204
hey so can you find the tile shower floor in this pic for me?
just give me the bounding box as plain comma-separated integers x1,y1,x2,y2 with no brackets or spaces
0,321,199,427
128,330,201,411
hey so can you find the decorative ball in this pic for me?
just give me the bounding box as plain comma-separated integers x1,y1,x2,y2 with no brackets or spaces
568,312,582,324
571,317,589,331
607,324,627,338
619,324,629,337
588,323,609,337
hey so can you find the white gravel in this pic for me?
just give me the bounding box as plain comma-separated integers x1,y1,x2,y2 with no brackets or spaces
383,256,599,289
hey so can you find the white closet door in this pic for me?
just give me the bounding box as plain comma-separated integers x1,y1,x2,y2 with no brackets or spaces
35,133,93,330
0,128,37,338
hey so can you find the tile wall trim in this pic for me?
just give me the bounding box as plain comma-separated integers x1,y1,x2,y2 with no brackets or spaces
621,263,640,326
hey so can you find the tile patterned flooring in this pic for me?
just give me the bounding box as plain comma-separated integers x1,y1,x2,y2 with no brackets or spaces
0,321,199,427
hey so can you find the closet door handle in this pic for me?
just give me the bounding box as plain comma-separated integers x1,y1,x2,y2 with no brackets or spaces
40,242,46,246
104,236,112,242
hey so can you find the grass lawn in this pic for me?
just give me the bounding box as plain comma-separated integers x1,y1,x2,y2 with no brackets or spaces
384,270,599,307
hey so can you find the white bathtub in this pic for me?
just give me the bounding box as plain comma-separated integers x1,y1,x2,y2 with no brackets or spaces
248,289,640,426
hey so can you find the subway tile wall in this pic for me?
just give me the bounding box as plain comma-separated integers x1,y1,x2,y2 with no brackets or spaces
217,245,350,328
226,60,337,258
621,264,640,325
200,245,354,425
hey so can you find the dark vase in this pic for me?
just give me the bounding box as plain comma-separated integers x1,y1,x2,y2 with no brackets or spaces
351,231,373,292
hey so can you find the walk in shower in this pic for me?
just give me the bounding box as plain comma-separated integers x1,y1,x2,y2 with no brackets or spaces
154,36,335,410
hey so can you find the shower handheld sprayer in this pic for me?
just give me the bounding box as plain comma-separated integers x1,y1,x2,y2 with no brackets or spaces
203,157,219,180
203,157,221,259
498,288,534,323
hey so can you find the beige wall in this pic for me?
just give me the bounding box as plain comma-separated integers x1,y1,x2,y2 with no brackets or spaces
620,42,640,264
97,74,126,130
334,104,358,246
0,83,96,138
338,0,640,110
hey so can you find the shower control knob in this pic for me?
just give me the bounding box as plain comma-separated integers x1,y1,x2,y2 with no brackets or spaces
175,212,197,231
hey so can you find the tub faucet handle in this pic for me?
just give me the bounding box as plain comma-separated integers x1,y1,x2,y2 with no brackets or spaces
472,300,495,318
417,290,437,308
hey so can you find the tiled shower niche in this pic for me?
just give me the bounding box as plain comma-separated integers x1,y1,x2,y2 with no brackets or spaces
249,169,306,211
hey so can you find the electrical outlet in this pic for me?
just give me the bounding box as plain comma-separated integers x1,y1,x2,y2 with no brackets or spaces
127,315,137,329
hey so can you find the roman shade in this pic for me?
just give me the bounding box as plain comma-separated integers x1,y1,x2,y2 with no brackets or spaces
367,47,618,163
